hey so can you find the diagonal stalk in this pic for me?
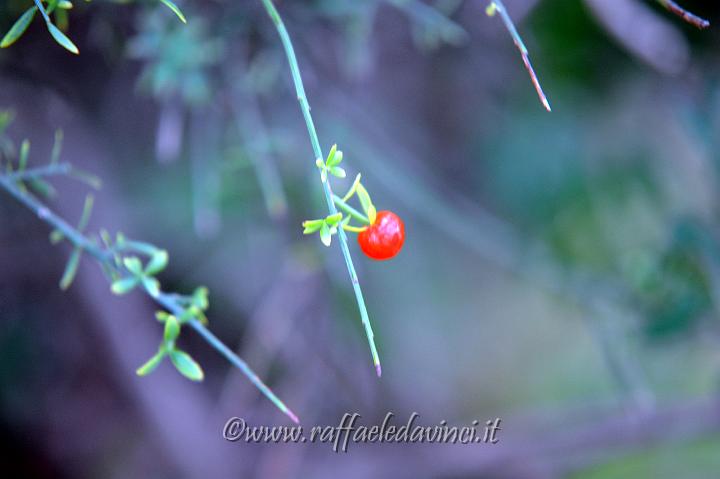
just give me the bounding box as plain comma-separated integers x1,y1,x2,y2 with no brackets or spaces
488,0,551,112
260,0,382,377
657,0,710,29
0,173,299,423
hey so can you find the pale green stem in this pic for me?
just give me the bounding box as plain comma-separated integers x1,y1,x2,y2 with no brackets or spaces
260,0,382,376
0,173,299,423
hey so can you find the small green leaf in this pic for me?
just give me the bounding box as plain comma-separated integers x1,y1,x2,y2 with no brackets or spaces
123,256,143,276
486,2,498,16
325,213,343,226
159,0,187,24
29,178,56,198
367,204,377,224
142,276,160,297
145,250,168,275
357,183,373,218
18,140,29,171
1,7,38,48
315,158,324,169
302,219,324,234
192,287,209,310
164,315,180,343
77,194,93,231
111,276,140,295
326,144,340,167
68,168,102,189
194,308,208,325
342,173,362,202
320,222,332,247
327,149,343,168
169,349,204,381
47,22,79,54
329,166,346,178
58,1,73,9
59,247,81,290
156,311,172,322
99,229,112,248
136,349,166,376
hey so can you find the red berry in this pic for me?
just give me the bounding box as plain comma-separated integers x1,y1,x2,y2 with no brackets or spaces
358,210,405,260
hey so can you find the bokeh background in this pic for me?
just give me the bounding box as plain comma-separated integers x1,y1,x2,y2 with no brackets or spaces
2,0,720,477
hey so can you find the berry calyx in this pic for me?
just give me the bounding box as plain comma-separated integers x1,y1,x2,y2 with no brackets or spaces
358,210,405,260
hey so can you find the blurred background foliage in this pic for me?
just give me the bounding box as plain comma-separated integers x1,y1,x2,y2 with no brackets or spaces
2,0,720,478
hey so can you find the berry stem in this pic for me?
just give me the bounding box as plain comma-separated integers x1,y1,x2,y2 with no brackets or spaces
333,194,371,225
260,0,382,376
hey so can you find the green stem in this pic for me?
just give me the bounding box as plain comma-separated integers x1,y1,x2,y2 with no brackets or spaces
0,174,299,423
260,0,382,376
333,194,371,225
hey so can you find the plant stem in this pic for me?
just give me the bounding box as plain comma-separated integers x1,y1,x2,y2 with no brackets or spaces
657,0,710,29
0,174,300,423
260,0,382,377
4,163,71,181
333,194,371,225
489,0,551,112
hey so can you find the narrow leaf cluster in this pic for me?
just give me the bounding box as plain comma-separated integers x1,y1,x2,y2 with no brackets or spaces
1,0,187,54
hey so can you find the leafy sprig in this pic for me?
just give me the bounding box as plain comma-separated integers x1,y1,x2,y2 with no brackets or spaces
260,0,383,376
1,0,187,54
0,115,299,423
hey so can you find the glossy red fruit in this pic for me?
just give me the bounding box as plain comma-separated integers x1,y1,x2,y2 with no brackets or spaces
358,210,405,260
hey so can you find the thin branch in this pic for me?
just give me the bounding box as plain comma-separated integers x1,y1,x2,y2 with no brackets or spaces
488,1,552,112
4,162,71,181
260,0,382,376
0,173,299,424
657,0,710,29
333,194,371,225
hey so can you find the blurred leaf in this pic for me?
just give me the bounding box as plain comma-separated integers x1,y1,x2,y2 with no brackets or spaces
145,249,168,275
47,22,79,54
59,247,81,290
325,213,343,226
111,276,140,295
142,276,161,297
159,0,187,24
320,222,332,246
1,7,38,48
18,140,29,171
78,194,94,231
136,349,166,376
169,349,204,381
163,314,180,343
50,129,63,164
303,219,324,234
330,166,346,178
356,183,373,218
192,286,209,310
123,256,143,276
